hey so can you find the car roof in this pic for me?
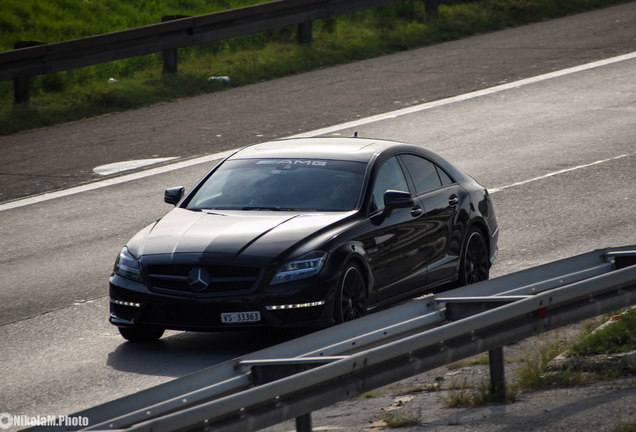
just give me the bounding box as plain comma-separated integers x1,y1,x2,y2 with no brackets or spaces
230,137,410,163
227,137,472,184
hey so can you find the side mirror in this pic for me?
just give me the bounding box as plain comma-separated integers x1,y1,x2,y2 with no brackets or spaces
372,190,414,225
383,190,414,209
164,187,185,205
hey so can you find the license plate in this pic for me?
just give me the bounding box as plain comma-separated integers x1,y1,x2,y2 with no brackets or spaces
221,311,261,324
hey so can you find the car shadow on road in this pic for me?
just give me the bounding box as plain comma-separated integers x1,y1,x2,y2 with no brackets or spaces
106,328,316,377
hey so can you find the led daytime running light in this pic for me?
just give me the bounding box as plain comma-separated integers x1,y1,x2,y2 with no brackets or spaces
111,299,141,308
266,301,326,311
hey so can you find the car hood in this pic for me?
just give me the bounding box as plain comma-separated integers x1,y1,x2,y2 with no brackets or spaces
137,208,355,258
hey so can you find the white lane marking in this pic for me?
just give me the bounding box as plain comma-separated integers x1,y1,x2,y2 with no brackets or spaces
289,51,636,138
0,150,235,212
93,157,179,176
489,154,629,193
2,51,636,212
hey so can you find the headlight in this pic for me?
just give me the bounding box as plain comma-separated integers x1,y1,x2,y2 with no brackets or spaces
114,247,142,282
270,251,327,285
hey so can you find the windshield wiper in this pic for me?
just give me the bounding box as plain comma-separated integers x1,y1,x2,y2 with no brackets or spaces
185,207,228,215
242,206,302,211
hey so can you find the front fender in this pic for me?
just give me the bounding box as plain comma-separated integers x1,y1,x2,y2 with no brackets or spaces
328,242,375,296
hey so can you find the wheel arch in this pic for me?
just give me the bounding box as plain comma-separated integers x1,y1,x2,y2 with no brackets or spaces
464,218,492,268
330,242,373,295
344,255,370,291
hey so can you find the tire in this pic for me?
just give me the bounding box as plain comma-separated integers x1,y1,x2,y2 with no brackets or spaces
118,326,165,342
458,227,490,286
334,263,367,323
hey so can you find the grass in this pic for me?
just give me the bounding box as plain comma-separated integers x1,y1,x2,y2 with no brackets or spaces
380,408,423,428
613,421,636,432
0,0,273,50
514,331,573,391
367,312,635,417
0,0,632,136
514,311,636,392
447,353,490,369
442,378,517,407
357,390,383,400
569,308,636,356
443,314,636,407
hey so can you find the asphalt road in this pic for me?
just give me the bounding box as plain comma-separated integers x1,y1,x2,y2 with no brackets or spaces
1,3,636,432
1,2,636,203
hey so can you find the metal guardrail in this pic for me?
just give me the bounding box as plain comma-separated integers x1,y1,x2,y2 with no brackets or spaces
24,245,636,432
1,0,437,103
26,297,447,432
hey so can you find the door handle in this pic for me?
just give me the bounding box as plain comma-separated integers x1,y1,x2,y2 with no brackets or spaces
449,195,459,206
411,206,423,217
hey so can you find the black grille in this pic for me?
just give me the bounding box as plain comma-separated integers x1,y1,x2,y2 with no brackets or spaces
146,264,260,294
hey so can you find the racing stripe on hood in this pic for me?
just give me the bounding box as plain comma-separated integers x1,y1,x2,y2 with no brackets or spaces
232,214,301,258
140,209,302,256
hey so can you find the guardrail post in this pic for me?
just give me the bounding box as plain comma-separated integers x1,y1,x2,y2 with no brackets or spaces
250,360,327,432
295,413,312,432
163,49,178,74
13,41,45,104
425,0,439,16
161,15,190,73
298,20,313,45
489,347,506,402
14,76,30,105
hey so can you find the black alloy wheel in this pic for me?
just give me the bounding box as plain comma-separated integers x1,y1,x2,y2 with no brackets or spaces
459,227,489,286
118,326,165,342
335,263,367,323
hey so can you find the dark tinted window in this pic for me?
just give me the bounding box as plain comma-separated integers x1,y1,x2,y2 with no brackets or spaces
187,159,366,211
437,166,453,186
372,156,409,211
401,155,444,195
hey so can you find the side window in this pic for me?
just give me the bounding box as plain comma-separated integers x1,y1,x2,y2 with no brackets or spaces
372,156,409,211
402,155,452,195
437,166,453,186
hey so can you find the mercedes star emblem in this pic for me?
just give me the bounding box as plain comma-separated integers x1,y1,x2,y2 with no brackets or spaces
187,267,211,292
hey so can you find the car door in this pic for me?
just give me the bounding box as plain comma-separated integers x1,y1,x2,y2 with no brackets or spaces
366,156,428,304
400,154,466,286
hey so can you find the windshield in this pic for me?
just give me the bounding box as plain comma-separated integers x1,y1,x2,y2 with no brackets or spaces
187,159,366,211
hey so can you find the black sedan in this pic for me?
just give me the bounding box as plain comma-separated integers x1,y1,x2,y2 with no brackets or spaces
109,137,498,341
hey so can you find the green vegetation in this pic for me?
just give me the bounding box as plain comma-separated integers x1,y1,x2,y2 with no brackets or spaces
357,390,383,399
443,311,635,406
442,378,517,407
570,308,636,356
375,311,635,415
447,353,490,369
514,311,636,392
380,408,423,428
514,331,573,391
613,421,636,432
0,0,631,135
0,0,272,50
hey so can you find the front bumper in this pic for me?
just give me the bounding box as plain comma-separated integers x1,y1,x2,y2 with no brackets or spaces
109,273,338,331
